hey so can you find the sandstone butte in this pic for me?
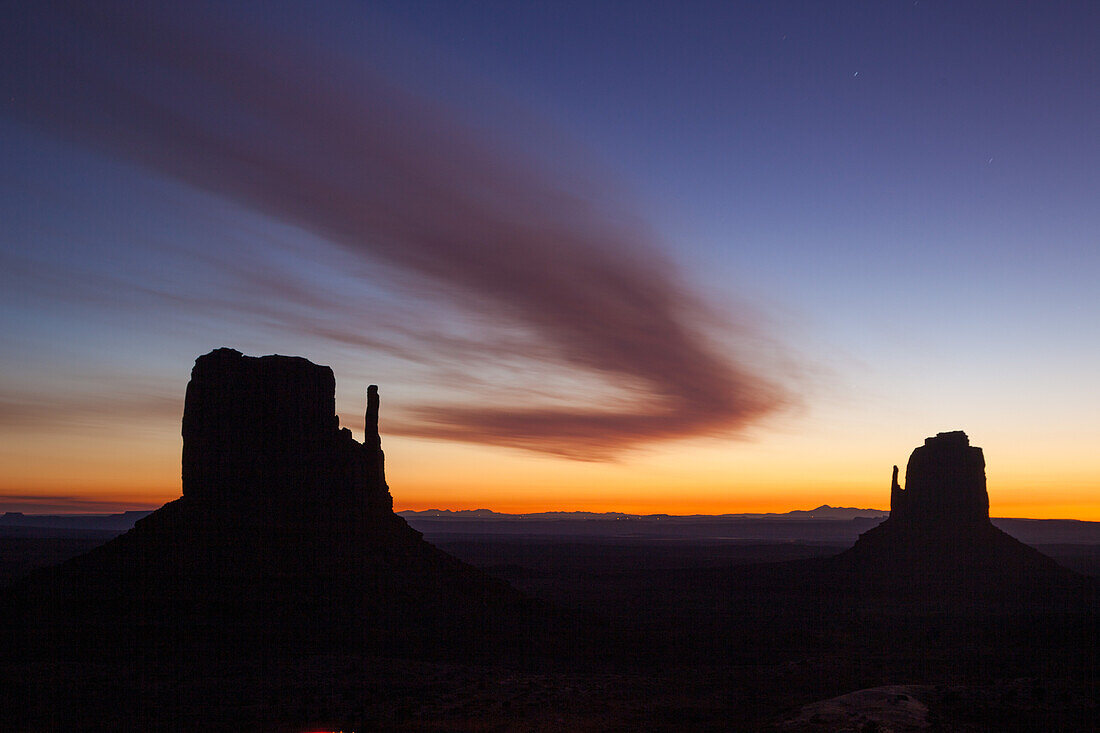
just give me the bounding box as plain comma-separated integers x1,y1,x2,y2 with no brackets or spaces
8,348,558,660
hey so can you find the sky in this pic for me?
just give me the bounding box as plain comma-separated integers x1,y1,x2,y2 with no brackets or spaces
1,1,1098,517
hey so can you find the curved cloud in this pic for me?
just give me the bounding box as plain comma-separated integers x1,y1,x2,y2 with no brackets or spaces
4,1,794,458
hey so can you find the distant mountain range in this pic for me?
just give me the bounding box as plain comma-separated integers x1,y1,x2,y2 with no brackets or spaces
0,504,889,531
0,510,155,531
4,505,1100,545
396,505,890,521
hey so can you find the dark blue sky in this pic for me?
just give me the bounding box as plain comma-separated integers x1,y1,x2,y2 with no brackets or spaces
1,1,1098,515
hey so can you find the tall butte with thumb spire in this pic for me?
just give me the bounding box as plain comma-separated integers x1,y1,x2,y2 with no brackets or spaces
9,348,546,658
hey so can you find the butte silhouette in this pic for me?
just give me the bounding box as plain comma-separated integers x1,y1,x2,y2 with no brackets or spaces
6,348,548,660
831,430,1083,607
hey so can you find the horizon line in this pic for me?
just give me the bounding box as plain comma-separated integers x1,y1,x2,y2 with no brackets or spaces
3,503,1097,524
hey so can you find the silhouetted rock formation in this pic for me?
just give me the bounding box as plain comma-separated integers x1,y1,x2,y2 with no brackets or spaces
5,349,546,662
181,348,393,519
889,431,988,526
834,431,1078,599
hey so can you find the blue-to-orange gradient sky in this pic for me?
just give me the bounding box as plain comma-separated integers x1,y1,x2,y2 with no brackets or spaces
2,1,1098,518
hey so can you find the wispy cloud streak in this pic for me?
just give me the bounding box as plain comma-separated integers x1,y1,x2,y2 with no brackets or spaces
4,1,795,458
0,389,182,430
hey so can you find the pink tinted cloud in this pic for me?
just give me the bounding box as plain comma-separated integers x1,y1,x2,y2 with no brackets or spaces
5,1,795,458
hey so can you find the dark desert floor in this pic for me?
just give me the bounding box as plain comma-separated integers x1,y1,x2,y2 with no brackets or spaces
2,524,1097,731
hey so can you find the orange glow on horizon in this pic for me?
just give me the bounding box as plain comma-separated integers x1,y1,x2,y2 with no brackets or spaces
2,482,1098,520
390,498,1100,521
2,428,1098,520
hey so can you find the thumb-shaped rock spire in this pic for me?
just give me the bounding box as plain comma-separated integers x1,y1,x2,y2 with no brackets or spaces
365,384,381,450
889,464,903,516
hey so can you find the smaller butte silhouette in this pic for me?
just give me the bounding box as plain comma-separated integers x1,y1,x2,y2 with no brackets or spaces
7,348,546,659
889,430,989,526
834,431,1078,600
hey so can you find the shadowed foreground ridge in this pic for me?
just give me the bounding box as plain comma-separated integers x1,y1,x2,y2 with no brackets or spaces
6,349,548,661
